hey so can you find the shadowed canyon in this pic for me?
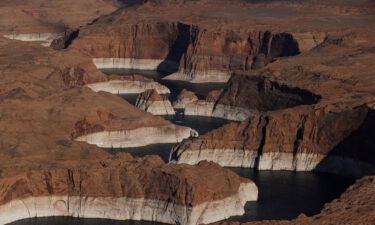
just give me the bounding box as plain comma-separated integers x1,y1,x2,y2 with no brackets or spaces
0,0,375,225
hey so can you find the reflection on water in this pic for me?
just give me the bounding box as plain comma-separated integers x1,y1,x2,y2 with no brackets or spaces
226,168,354,222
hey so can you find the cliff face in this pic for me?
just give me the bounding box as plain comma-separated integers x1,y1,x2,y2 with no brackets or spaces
171,30,375,177
67,0,341,82
0,38,257,225
135,89,176,115
171,104,375,177
210,175,375,225
70,21,307,82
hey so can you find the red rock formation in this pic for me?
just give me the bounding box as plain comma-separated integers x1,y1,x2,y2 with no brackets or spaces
0,36,256,225
210,175,375,225
171,31,375,177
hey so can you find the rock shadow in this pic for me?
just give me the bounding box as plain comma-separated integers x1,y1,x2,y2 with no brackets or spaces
218,75,321,112
314,108,375,178
157,23,197,76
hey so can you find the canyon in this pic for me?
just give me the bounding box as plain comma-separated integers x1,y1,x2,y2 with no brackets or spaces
1,0,375,225
0,37,257,225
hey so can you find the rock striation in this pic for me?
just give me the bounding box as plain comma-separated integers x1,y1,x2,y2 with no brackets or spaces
0,155,258,225
66,0,357,83
173,89,199,109
135,89,176,116
210,175,375,225
0,38,257,225
3,33,61,47
87,74,171,95
170,31,375,178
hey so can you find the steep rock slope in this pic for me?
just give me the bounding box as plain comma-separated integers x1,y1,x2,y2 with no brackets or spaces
211,175,375,225
171,32,375,178
135,89,176,115
69,0,374,82
0,38,257,225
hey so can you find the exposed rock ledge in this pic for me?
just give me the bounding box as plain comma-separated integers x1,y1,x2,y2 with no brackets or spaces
3,33,61,47
174,89,254,121
86,75,171,95
163,70,231,83
0,182,257,225
185,102,255,122
92,58,164,70
170,103,375,178
170,149,375,175
136,89,176,115
75,124,196,148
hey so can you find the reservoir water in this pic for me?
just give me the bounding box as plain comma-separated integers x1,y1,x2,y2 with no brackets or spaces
9,170,353,225
8,69,354,225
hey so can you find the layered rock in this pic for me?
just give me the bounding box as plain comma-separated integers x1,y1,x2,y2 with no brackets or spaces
171,104,375,177
0,155,258,225
65,0,371,83
170,31,375,178
211,175,375,225
180,88,255,121
87,74,171,95
3,33,61,47
0,36,257,225
135,89,176,116
173,89,199,109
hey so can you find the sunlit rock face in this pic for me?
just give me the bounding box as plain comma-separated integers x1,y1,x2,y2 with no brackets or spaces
3,33,61,46
86,75,171,95
135,89,175,115
0,157,258,225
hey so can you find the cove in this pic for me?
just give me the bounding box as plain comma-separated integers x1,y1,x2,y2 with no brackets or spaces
8,170,353,225
99,68,353,223
9,68,352,225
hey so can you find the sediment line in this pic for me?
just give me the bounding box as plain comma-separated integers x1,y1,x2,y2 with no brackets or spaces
3,33,61,47
86,80,171,94
75,125,197,148
0,182,258,225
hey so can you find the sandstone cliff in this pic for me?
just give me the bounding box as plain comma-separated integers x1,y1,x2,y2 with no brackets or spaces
66,0,375,83
135,89,176,115
210,175,375,225
171,31,375,178
0,38,256,225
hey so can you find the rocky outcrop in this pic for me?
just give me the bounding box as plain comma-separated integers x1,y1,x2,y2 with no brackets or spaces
177,74,320,122
170,104,375,177
3,33,62,47
211,175,375,225
135,89,176,115
87,74,171,95
173,89,199,109
170,31,375,178
0,35,258,225
76,124,197,148
68,0,340,83
0,155,258,225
